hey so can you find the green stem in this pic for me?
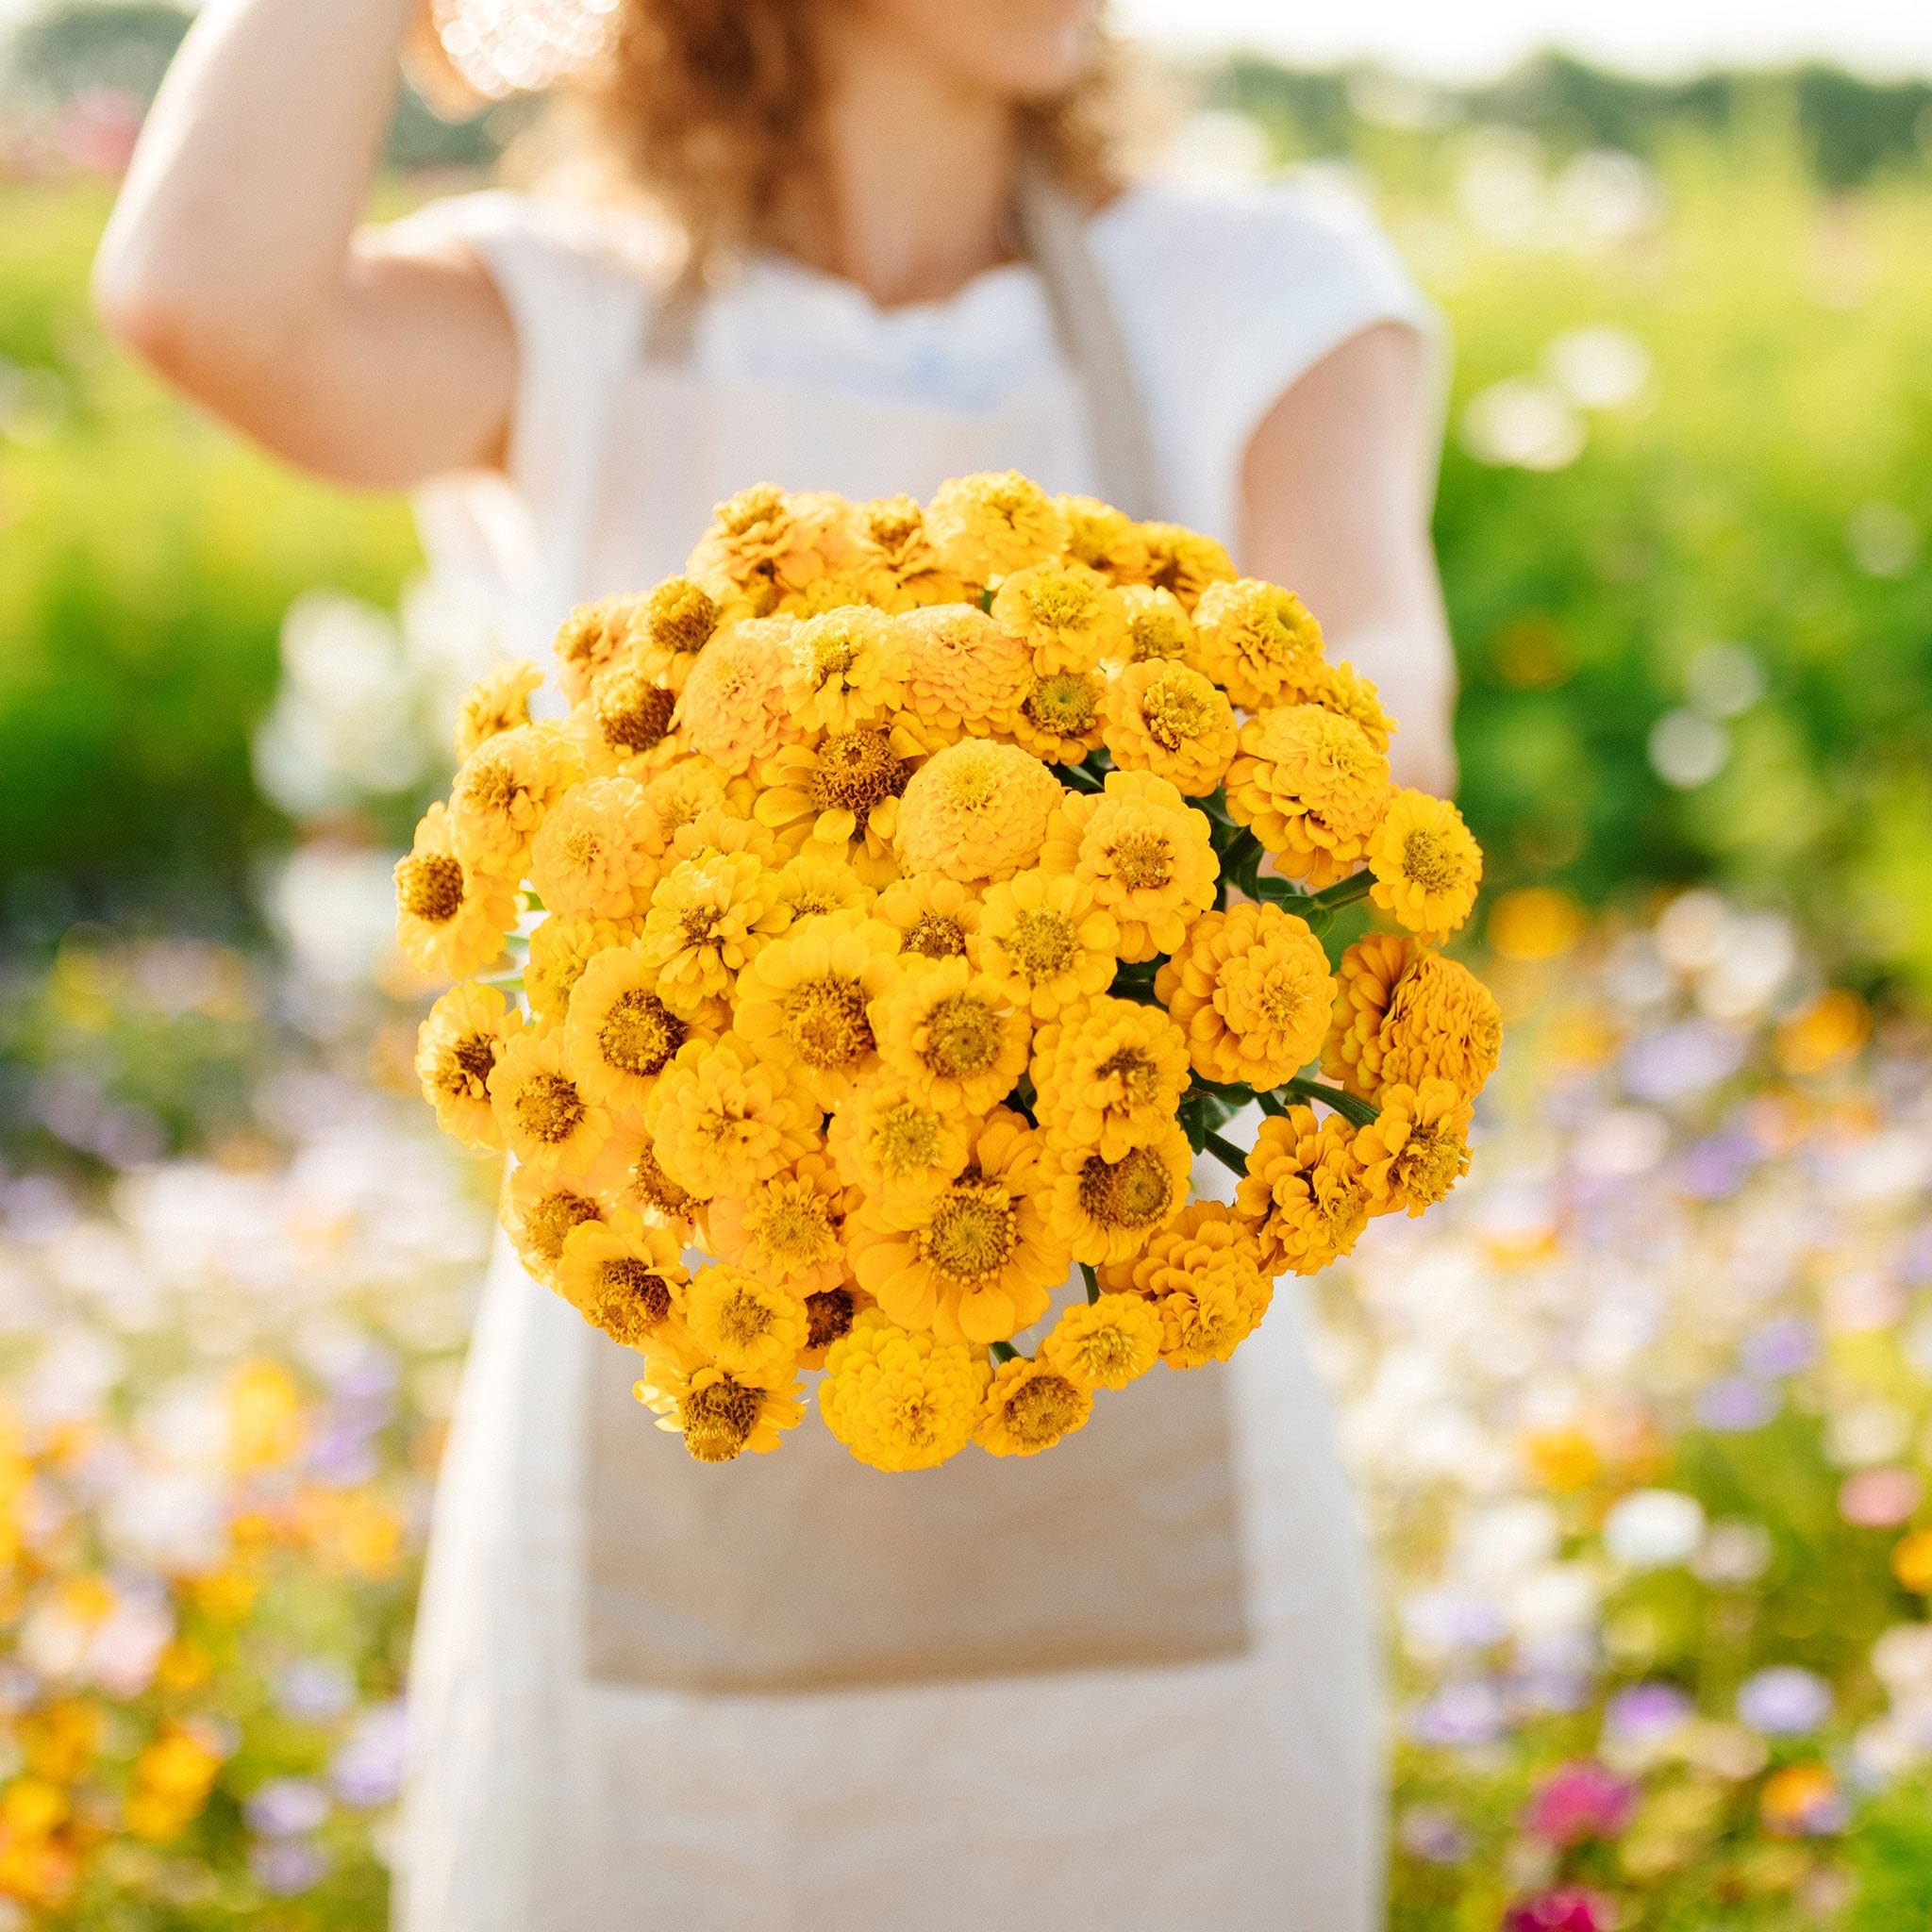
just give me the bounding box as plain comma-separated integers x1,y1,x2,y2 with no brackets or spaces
988,1339,1020,1362
1280,1076,1379,1128
1058,763,1103,793
1256,1090,1290,1116
475,970,525,991
1203,1131,1248,1176
1307,869,1374,912
1080,1262,1102,1305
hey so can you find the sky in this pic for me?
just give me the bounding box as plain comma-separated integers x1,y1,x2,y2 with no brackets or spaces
1114,0,1932,81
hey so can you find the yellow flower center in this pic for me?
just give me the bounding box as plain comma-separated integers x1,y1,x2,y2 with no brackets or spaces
642,577,719,655
715,1287,775,1350
1106,832,1174,892
804,627,860,685
809,728,909,819
1077,1146,1174,1230
783,974,874,1071
1024,573,1098,630
923,1180,1019,1283
1003,1372,1085,1450
805,1287,857,1352
1393,1123,1464,1206
681,1376,762,1462
717,486,785,540
590,1257,673,1345
1126,608,1190,661
514,1072,588,1145
599,990,685,1076
751,1188,838,1264
787,887,844,920
461,757,519,815
866,497,922,552
595,673,675,753
1002,907,1078,982
1068,1321,1141,1384
441,1031,499,1098
1024,672,1098,736
903,911,967,959
1140,674,1214,748
560,825,606,872
1401,827,1463,893
1093,1046,1164,1109
870,1102,943,1178
397,852,465,924
525,1190,601,1264
921,992,1005,1079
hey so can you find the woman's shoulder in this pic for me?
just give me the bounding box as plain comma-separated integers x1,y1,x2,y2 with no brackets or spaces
383,188,674,302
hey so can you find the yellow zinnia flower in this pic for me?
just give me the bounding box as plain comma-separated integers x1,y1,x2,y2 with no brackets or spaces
552,593,642,706
1154,903,1336,1090
574,658,679,778
682,1262,811,1387
525,913,635,1025
818,1308,988,1471
664,805,781,874
974,1356,1093,1457
1367,789,1484,939
1224,703,1391,889
1101,659,1239,796
991,560,1126,675
686,484,857,613
732,908,904,1108
1354,1078,1473,1217
500,1164,606,1288
455,658,545,762
1313,659,1393,753
528,774,658,923
488,1026,613,1179
874,871,983,964
1232,1105,1368,1276
393,802,521,981
626,575,723,694
848,1109,1068,1343
1058,492,1153,581
975,868,1117,1020
640,1032,821,1201
1191,577,1327,711
640,1359,805,1461
1324,935,1502,1101
1131,522,1237,608
896,603,1033,749
562,943,707,1127
707,1152,853,1299
870,955,1031,1115
447,721,585,877
415,981,523,1150
780,606,910,734
924,470,1069,586
769,850,874,930
1038,1117,1192,1265
1100,1202,1273,1368
595,1127,705,1241
1040,1291,1162,1391
677,615,798,774
1036,768,1217,962
1030,996,1191,1160
636,756,744,861
638,848,786,1014
753,722,921,883
1114,583,1199,666
557,1209,692,1355
1010,667,1108,767
826,1074,975,1218
895,737,1063,884
858,493,970,608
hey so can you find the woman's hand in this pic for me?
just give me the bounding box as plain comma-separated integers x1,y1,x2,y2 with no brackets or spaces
1240,321,1459,797
94,0,515,489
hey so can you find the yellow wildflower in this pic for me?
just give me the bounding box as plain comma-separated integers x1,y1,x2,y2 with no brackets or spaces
1037,767,1217,962
1324,935,1502,1101
826,1074,975,1218
1010,667,1108,766
677,615,798,774
1313,659,1393,753
1192,577,1327,711
595,1128,705,1240
447,720,585,876
895,737,1063,883
1038,1117,1192,1265
1030,995,1191,1160
818,1309,988,1471
626,575,723,693
769,850,874,930
552,593,642,706
500,1163,606,1288
682,1263,811,1386
874,870,984,964
1101,658,1239,796
575,658,679,777
528,774,658,923
1367,789,1484,939
665,805,780,874
707,1153,853,1299
557,1210,692,1354
640,1359,805,1461
924,470,1069,585
562,944,704,1127
780,605,910,734
1114,583,1198,666
638,848,786,1013
975,868,1117,1020
858,493,969,607
974,1356,1092,1457
1233,1105,1368,1276
732,908,904,1108
1354,1078,1474,1217
686,483,856,613
753,722,921,883
1058,492,1153,580
870,955,1031,1114
455,658,545,761
525,913,635,1025
1154,903,1335,1090
896,603,1033,748
393,802,520,980
1103,1202,1273,1368
1040,1291,1162,1391
641,1033,821,1201
415,981,523,1150
991,559,1126,675
849,1109,1069,1343
488,1026,612,1179
636,756,743,860
1131,522,1237,608
1224,703,1391,889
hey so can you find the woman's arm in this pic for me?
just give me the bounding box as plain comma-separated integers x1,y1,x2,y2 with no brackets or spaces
1240,322,1458,796
92,0,513,488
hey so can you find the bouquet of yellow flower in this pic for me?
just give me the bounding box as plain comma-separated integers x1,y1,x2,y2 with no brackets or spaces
396,474,1500,1470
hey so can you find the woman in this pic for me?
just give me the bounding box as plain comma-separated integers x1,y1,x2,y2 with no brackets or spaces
98,3,1457,1926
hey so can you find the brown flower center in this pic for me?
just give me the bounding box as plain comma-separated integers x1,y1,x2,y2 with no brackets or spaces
590,1257,673,1345
809,727,909,819
1003,1372,1086,1450
514,1072,588,1145
805,1287,857,1352
397,852,465,924
599,990,685,1077
628,1145,696,1221
525,1189,601,1265
782,974,874,1071
923,1180,1018,1283
595,672,676,754
443,1031,499,1098
1077,1145,1174,1231
903,911,967,959
681,1376,763,1462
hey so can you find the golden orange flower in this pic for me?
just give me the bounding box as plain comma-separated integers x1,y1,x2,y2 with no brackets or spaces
974,1356,1092,1457
1131,523,1237,608
1009,667,1108,767
874,870,983,964
1098,1201,1273,1368
753,722,921,883
638,848,786,1013
527,774,658,923
415,981,523,1149
732,908,904,1108
1030,996,1191,1161
896,603,1033,748
1232,1105,1368,1277
1114,583,1199,667
1312,659,1393,753
1154,903,1336,1090
683,1263,811,1387
870,955,1031,1115
1367,789,1484,939
640,1360,805,1461
991,560,1126,675
817,1310,986,1471
826,1074,976,1219
975,868,1117,1020
1324,935,1502,1101
557,1210,692,1355
393,802,520,980
1191,577,1327,711
895,738,1064,884
455,659,545,762
562,943,704,1127
1040,1291,1162,1391
488,1025,613,1179
858,493,970,608
706,1152,853,1300
1038,1118,1192,1266
635,756,743,861
780,605,910,734
1224,703,1391,889
1354,1078,1473,1217
1101,658,1239,796
447,721,585,877
594,1127,705,1241
640,1033,821,1202
677,615,798,774
686,484,858,613
924,470,1069,585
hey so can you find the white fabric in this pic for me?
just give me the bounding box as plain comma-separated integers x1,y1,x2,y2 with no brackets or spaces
394,174,1438,1932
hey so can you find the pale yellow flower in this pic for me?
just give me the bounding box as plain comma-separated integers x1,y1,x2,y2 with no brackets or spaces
682,1263,811,1388
677,615,798,774
557,1210,692,1355
753,723,921,884
924,470,1069,585
1009,667,1108,767
528,774,658,923
563,943,708,1128
768,850,874,931
640,1359,805,1461
826,1074,976,1219
780,605,910,734
1057,493,1154,581
896,603,1033,749
552,594,642,706
574,659,679,778
991,560,1126,675
447,721,585,877
626,576,723,694
707,1153,853,1299
874,871,983,964
638,848,787,1014
895,738,1064,884
500,1164,606,1289
455,659,545,762
525,913,635,1026
1313,659,1393,754
858,494,971,608
1130,523,1237,608
1114,583,1199,667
